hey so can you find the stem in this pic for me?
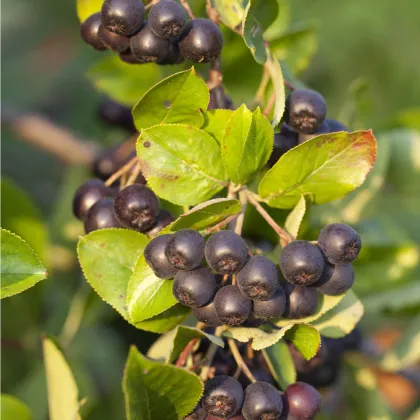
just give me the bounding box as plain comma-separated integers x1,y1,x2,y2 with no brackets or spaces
208,57,223,91
247,342,255,360
263,91,276,117
228,339,256,383
234,190,247,236
105,156,137,187
255,66,271,104
200,326,224,381
125,163,142,186
176,338,199,367
204,214,238,235
246,191,293,246
284,80,296,91
144,0,158,10
180,0,195,19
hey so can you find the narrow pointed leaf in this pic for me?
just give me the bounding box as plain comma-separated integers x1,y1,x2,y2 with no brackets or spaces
285,195,309,238
263,341,296,390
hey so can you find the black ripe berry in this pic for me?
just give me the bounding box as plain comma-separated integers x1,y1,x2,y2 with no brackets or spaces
318,223,362,265
80,13,108,51
242,381,283,420
208,87,234,110
253,286,287,320
84,197,120,233
326,119,349,132
73,179,112,220
202,375,244,418
184,403,207,420
283,284,319,319
157,41,184,65
192,300,222,327
144,234,178,279
214,285,252,326
173,267,216,308
165,229,205,270
283,382,322,420
179,19,223,63
312,263,355,296
98,98,136,132
119,49,141,64
268,124,298,167
98,24,131,52
149,0,187,39
130,24,170,63
146,210,175,237
298,119,332,144
114,184,159,232
101,0,145,36
280,241,324,286
237,255,279,301
285,89,327,134
205,231,249,275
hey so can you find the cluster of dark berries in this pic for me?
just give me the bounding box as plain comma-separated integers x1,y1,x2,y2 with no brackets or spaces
269,89,349,167
185,375,322,420
80,0,223,65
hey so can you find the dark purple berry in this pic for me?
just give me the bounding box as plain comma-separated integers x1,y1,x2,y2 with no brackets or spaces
80,13,108,51
318,223,362,265
146,210,174,236
242,381,283,420
179,19,223,63
283,382,322,420
73,179,112,220
84,197,120,233
144,234,178,279
268,124,298,167
98,98,136,132
214,285,252,326
149,0,187,39
98,24,131,52
202,375,244,418
130,24,170,63
114,184,159,232
192,300,222,327
205,231,249,275
101,0,145,36
157,41,184,65
311,263,354,296
253,286,287,320
173,267,216,308
298,119,331,144
119,49,142,64
283,284,319,319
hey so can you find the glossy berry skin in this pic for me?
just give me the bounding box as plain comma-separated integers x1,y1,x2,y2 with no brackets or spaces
242,381,283,420
130,24,170,63
318,223,362,265
98,24,130,52
157,41,184,65
98,98,136,132
205,231,249,275
73,179,112,220
192,300,222,327
80,13,108,51
253,286,287,320
202,375,244,418
280,241,324,286
119,49,141,64
237,255,279,301
84,197,120,233
165,229,205,270
144,234,178,279
114,184,159,232
146,210,175,237
283,382,322,420
173,267,216,308
285,89,327,134
101,0,145,36
179,19,223,63
268,124,298,167
149,0,186,39
312,263,355,296
214,285,252,326
283,284,319,319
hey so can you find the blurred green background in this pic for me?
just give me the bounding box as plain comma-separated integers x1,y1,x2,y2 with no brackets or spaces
2,0,420,419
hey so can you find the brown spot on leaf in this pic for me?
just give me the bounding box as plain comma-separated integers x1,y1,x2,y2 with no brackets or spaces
164,100,171,109
144,141,151,148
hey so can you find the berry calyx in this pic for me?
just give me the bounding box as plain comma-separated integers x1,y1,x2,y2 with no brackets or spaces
101,0,145,36
173,267,216,308
205,231,249,275
146,210,175,237
192,300,222,327
283,382,322,420
84,197,120,233
202,375,244,418
237,255,279,301
242,381,283,420
317,223,362,265
283,284,319,319
149,0,187,39
253,286,287,320
285,89,327,134
214,285,252,326
130,24,170,63
144,234,178,280
80,13,108,51
280,241,324,286
165,229,205,270
179,19,223,63
114,184,159,232
98,24,131,52
312,263,355,296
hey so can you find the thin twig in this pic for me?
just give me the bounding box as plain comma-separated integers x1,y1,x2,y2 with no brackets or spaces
255,66,271,104
247,342,255,360
200,326,225,381
284,80,296,91
263,91,276,117
206,0,220,24
204,214,238,235
228,339,256,383
180,0,195,19
125,163,142,186
145,0,158,10
176,338,199,367
105,156,137,187
207,57,223,91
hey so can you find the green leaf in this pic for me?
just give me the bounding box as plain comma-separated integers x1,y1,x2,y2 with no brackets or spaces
123,346,203,420
1,178,48,262
208,0,245,30
169,198,241,232
127,254,177,324
262,340,296,390
76,0,102,22
137,305,191,333
222,106,274,184
43,337,82,420
168,326,224,363
77,228,149,321
1,229,48,299
1,395,32,420
312,290,364,338
147,329,178,362
259,130,377,209
132,68,209,130
284,195,308,238
87,55,161,106
242,1,267,64
202,109,234,144
137,124,228,206
284,324,321,360
265,54,286,126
